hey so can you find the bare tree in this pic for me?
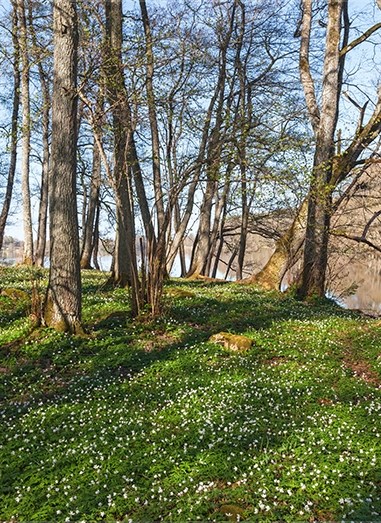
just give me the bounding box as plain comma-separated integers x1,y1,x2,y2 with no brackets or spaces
80,94,103,269
17,0,34,264
27,0,52,267
44,0,82,333
253,0,381,295
104,0,141,314
0,3,20,253
298,0,381,298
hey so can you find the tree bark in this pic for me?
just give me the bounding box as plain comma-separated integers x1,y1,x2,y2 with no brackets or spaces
297,0,343,298
44,0,82,334
80,132,102,269
0,3,20,253
17,0,34,264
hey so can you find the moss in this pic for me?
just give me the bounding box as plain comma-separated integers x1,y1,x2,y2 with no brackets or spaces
1,288,30,301
165,287,196,298
43,297,68,333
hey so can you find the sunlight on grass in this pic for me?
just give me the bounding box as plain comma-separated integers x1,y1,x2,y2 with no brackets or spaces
1,269,381,522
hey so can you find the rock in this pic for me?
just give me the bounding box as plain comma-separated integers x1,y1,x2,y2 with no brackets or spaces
165,287,196,298
209,332,252,351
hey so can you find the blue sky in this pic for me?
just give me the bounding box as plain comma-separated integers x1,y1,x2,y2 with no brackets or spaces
2,0,381,242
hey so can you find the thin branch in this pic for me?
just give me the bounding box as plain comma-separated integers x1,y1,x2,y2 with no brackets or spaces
340,22,381,57
362,210,381,237
331,231,381,254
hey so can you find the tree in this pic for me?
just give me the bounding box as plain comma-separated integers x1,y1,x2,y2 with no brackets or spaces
297,0,381,298
44,0,82,333
103,0,141,315
27,0,52,268
17,0,34,264
0,2,20,253
254,0,381,295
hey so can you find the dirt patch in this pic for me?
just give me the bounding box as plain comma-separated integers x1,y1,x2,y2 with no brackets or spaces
263,356,289,366
338,327,381,387
143,332,178,352
344,355,380,387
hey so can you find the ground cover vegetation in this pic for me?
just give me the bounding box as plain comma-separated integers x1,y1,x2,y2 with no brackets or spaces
1,267,381,522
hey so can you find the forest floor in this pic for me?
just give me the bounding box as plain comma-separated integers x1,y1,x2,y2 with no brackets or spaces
1,266,381,522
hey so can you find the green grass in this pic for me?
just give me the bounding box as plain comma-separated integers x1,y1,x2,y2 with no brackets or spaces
1,267,381,522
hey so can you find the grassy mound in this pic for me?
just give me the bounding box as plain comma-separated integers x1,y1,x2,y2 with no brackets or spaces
1,267,381,522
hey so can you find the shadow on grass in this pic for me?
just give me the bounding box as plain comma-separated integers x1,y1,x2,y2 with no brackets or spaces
1,279,380,522
0,279,355,413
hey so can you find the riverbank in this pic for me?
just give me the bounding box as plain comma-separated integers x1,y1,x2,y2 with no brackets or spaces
1,267,381,522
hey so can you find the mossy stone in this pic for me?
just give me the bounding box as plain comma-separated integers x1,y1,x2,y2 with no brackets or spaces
209,332,252,351
165,287,196,298
1,288,29,301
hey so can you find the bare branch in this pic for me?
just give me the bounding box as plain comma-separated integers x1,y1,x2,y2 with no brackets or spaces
343,91,370,132
333,89,381,185
340,22,381,56
362,210,381,237
331,231,381,254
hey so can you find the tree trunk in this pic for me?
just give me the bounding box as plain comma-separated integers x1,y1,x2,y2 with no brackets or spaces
205,174,230,277
297,0,343,298
44,0,82,334
17,0,34,264
165,171,199,274
0,3,20,252
112,176,135,288
104,0,141,315
139,0,165,232
34,74,50,267
92,201,101,271
187,178,217,277
251,199,308,289
80,139,101,269
236,178,249,281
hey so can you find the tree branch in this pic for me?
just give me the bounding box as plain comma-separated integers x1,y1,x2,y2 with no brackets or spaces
340,22,381,56
331,231,381,254
332,88,381,185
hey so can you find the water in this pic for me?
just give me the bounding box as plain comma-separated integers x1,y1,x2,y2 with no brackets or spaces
328,254,381,315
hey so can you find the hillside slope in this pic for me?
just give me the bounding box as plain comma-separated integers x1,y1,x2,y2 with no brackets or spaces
1,267,381,522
